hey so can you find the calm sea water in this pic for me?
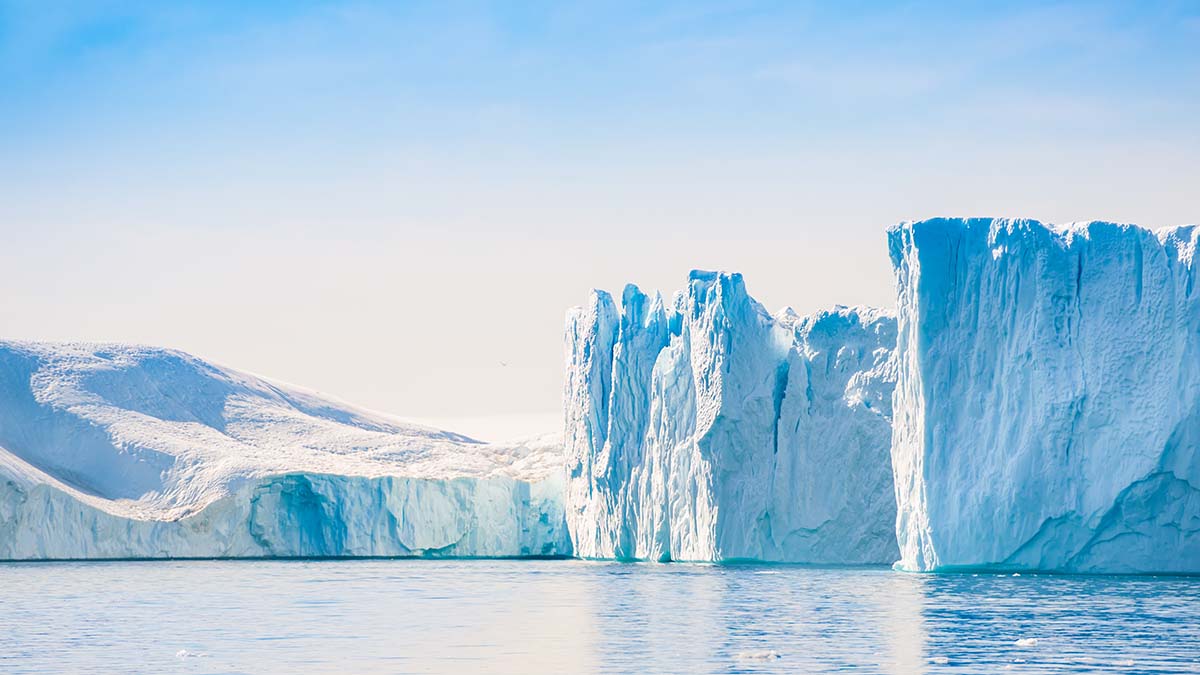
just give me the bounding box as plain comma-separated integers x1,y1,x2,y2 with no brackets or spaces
0,559,1197,674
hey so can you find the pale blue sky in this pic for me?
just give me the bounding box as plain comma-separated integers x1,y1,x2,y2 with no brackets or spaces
3,1,1198,439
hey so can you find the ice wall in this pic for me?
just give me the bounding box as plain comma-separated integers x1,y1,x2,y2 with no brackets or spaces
889,218,1200,573
0,458,566,559
0,341,570,560
564,271,898,563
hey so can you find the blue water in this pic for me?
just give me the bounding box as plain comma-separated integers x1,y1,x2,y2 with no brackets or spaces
0,560,1197,674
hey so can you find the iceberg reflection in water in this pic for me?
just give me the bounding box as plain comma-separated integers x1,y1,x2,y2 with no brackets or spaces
1,560,1197,674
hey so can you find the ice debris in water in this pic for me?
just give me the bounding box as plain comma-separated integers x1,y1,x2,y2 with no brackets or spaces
734,650,782,661
1014,638,1039,648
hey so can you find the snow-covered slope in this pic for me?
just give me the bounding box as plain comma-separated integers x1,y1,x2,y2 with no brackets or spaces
889,218,1200,573
564,271,898,563
0,341,569,560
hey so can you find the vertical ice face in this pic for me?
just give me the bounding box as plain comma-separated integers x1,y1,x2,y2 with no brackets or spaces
564,271,898,563
889,218,1200,573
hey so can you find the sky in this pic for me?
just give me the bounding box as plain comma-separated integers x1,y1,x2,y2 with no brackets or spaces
2,1,1198,441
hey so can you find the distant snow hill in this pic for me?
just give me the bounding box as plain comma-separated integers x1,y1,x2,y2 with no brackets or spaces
0,341,568,560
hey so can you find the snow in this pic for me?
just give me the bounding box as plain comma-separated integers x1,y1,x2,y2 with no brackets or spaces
0,341,569,560
889,217,1200,574
563,271,898,563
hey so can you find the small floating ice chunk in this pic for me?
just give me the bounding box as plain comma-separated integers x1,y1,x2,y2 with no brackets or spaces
1114,659,1135,667
1014,638,1039,648
735,650,782,661
175,649,207,659
930,656,949,665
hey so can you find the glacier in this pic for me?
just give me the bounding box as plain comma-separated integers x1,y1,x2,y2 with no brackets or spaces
564,271,898,563
11,219,1199,573
889,218,1200,574
0,341,569,560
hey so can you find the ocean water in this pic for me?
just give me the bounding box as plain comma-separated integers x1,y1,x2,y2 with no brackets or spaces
1,560,1197,675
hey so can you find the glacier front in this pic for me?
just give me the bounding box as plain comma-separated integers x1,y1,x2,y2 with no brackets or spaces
564,271,898,563
0,341,569,560
889,218,1200,573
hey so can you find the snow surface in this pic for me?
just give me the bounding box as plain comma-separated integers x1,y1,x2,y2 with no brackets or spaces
889,218,1200,573
563,271,898,562
0,341,568,559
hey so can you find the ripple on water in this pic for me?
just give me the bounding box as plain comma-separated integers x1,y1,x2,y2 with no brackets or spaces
0,561,1195,675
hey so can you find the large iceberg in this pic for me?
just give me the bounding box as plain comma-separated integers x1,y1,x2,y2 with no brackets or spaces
889,218,1200,573
0,341,569,560
564,271,898,562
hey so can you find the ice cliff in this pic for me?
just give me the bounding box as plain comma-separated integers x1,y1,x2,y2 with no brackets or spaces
564,271,898,563
14,218,1198,573
890,218,1200,574
0,341,569,560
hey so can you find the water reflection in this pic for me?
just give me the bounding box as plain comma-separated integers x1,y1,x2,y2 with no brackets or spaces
582,565,930,673
0,560,1197,675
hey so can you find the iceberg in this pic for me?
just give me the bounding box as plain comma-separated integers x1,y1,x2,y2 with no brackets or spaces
564,271,898,562
0,341,569,560
889,218,1200,573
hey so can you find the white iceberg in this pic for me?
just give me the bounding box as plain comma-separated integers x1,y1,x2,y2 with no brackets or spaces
889,217,1200,573
563,271,898,562
0,341,569,560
